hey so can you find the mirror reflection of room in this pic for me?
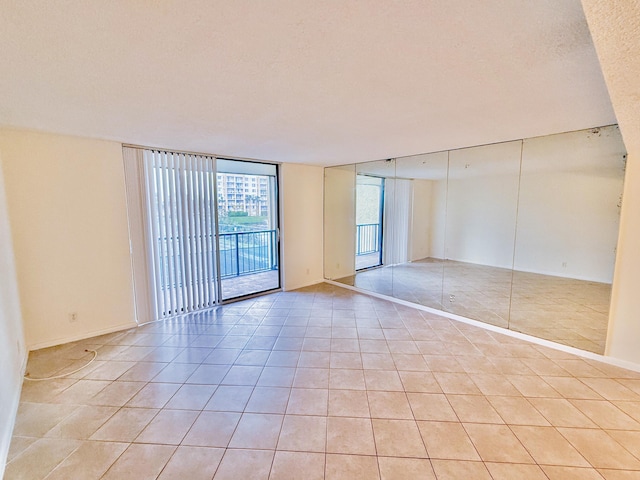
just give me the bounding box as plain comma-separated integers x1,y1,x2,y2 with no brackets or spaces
325,125,626,354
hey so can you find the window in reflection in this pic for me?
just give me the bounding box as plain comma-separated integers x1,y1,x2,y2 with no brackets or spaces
355,175,384,270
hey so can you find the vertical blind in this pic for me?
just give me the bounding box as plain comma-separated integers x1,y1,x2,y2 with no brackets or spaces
123,147,219,321
144,150,218,318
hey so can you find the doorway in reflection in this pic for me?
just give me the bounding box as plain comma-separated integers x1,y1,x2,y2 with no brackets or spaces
355,175,384,270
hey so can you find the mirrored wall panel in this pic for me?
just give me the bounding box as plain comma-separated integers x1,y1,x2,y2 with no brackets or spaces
391,153,448,310
324,125,626,354
351,159,396,295
443,141,521,328
509,127,625,352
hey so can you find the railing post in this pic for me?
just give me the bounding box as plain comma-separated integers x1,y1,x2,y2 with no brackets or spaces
235,233,240,276
272,229,276,269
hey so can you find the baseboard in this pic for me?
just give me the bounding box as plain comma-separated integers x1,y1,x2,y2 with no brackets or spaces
26,322,136,351
325,280,640,374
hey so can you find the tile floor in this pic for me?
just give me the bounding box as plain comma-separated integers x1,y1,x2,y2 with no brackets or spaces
340,258,610,353
7,282,640,479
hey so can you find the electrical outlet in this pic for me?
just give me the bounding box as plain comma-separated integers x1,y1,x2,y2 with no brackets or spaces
69,312,78,323
449,294,456,303
562,262,567,268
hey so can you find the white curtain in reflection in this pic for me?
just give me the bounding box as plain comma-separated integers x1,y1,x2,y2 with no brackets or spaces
383,178,413,265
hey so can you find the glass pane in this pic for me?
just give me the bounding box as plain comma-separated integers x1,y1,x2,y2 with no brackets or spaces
510,126,626,353
355,175,384,270
443,141,521,328
392,152,448,310
217,158,280,299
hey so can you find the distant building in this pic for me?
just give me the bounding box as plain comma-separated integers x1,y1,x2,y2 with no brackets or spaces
216,173,270,216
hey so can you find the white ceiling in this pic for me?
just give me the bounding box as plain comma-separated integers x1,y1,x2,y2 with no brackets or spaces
0,0,616,166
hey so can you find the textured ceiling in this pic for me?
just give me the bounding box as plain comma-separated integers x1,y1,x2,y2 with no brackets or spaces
581,0,640,158
0,0,616,165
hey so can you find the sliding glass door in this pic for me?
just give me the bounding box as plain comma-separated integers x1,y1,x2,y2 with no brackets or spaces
216,159,280,300
123,147,280,323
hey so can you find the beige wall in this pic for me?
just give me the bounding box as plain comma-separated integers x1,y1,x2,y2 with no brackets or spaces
324,166,356,280
0,154,26,477
280,162,324,290
429,180,448,260
607,156,640,361
0,129,136,349
410,179,433,261
581,0,640,364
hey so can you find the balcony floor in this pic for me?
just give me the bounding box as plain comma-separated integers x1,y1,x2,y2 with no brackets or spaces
222,270,280,300
356,252,381,270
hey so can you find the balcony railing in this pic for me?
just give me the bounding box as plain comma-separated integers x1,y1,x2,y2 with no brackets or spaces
356,223,380,255
219,230,278,278
157,229,278,288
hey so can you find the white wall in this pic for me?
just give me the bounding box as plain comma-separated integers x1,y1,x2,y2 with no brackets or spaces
514,126,624,283
280,162,324,290
420,131,623,282
444,174,519,268
0,129,136,350
444,142,522,269
581,0,640,364
514,172,623,283
0,153,26,479
324,166,356,279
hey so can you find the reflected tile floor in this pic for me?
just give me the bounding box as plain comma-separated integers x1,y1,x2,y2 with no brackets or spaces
341,259,610,354
7,282,640,479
